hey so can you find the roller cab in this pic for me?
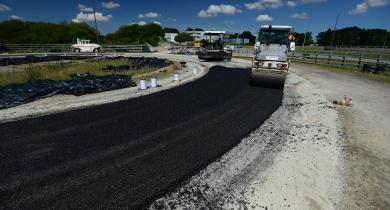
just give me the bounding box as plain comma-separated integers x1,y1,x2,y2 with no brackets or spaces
251,25,295,88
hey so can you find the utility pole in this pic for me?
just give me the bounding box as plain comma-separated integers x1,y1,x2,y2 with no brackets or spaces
92,0,99,43
302,29,307,50
330,13,339,48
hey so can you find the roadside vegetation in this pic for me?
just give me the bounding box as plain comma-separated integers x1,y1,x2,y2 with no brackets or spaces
0,59,179,86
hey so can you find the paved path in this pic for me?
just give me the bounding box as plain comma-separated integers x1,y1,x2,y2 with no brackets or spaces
0,66,283,209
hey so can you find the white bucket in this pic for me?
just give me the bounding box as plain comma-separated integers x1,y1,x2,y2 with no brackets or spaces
151,77,158,88
64,53,67,57
193,68,198,75
44,53,48,57
174,73,180,82
140,79,147,90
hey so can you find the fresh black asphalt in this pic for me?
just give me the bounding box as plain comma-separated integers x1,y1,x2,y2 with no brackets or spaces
0,66,283,209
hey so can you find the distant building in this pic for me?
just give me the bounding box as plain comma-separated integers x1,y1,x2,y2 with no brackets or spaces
186,31,202,41
164,33,178,43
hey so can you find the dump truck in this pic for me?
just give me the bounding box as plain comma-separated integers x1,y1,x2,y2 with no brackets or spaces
71,38,101,53
251,25,295,88
198,31,232,61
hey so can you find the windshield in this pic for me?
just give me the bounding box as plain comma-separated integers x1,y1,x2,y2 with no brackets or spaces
258,30,289,45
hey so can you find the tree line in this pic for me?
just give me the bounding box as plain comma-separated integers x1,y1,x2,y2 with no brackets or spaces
0,20,168,46
1,20,388,47
317,27,389,47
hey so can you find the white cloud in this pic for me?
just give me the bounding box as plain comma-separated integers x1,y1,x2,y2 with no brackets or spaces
349,0,388,15
139,12,159,18
256,14,273,21
138,21,147,25
153,20,161,25
72,12,112,22
290,12,308,19
10,15,22,20
198,4,237,17
366,0,389,7
102,1,120,9
349,2,368,15
78,4,94,12
245,0,283,10
0,3,11,12
287,1,298,7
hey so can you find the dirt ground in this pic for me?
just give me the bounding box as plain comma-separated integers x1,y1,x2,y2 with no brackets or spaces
292,63,390,209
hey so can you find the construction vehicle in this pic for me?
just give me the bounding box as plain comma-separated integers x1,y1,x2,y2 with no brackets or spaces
71,38,101,53
251,25,295,88
198,31,232,61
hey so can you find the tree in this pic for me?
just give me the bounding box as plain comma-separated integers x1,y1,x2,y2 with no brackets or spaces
163,27,179,33
294,32,313,46
194,28,204,31
186,27,194,31
240,31,256,44
174,32,194,44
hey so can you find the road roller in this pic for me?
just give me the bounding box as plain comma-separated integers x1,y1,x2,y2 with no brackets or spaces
198,31,232,61
251,25,295,88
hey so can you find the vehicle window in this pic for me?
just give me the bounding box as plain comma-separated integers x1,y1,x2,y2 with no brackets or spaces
258,30,289,45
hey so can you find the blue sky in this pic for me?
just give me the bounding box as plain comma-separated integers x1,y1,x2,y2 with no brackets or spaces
0,0,389,37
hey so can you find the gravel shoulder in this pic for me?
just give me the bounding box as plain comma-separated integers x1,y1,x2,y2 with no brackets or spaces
151,60,390,209
151,60,346,209
292,63,390,209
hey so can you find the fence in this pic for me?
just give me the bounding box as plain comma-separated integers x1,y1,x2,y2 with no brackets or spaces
232,48,390,71
290,51,390,71
2,44,150,53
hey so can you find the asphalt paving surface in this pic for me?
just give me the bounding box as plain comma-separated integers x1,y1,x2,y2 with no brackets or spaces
0,65,283,209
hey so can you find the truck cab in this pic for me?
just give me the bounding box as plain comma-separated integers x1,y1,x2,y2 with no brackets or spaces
71,38,101,53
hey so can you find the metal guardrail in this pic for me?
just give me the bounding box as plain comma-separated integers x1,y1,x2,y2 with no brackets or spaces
232,48,390,71
290,51,390,71
2,44,150,53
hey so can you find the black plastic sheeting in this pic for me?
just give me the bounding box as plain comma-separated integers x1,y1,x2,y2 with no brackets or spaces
103,65,131,71
0,55,93,66
105,56,173,70
0,73,136,109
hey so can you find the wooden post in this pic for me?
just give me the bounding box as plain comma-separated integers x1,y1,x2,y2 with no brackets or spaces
302,51,305,62
341,52,346,66
357,53,362,69
328,52,332,64
315,53,318,64
377,54,382,66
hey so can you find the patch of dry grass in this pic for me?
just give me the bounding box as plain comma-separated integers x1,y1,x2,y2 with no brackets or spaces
0,58,179,85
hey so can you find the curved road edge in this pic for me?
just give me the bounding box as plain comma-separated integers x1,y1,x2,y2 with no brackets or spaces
151,60,347,210
0,55,208,123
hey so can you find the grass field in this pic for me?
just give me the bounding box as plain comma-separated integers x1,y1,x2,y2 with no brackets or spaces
0,58,179,86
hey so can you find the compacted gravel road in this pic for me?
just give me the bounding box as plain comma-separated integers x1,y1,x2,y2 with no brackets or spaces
0,65,283,209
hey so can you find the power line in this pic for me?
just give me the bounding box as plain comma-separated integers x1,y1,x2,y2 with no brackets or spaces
330,14,339,47
92,0,99,43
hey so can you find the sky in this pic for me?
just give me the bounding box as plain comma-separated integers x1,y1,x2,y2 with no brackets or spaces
0,0,389,37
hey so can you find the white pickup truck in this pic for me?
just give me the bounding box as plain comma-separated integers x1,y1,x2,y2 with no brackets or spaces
71,38,101,53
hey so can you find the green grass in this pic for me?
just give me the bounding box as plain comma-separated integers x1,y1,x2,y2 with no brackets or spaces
0,59,179,86
292,62,390,84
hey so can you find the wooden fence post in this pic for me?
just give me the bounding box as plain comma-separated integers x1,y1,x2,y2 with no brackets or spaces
315,53,318,64
327,52,332,64
341,52,346,67
357,53,362,69
377,54,382,66
302,51,305,62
